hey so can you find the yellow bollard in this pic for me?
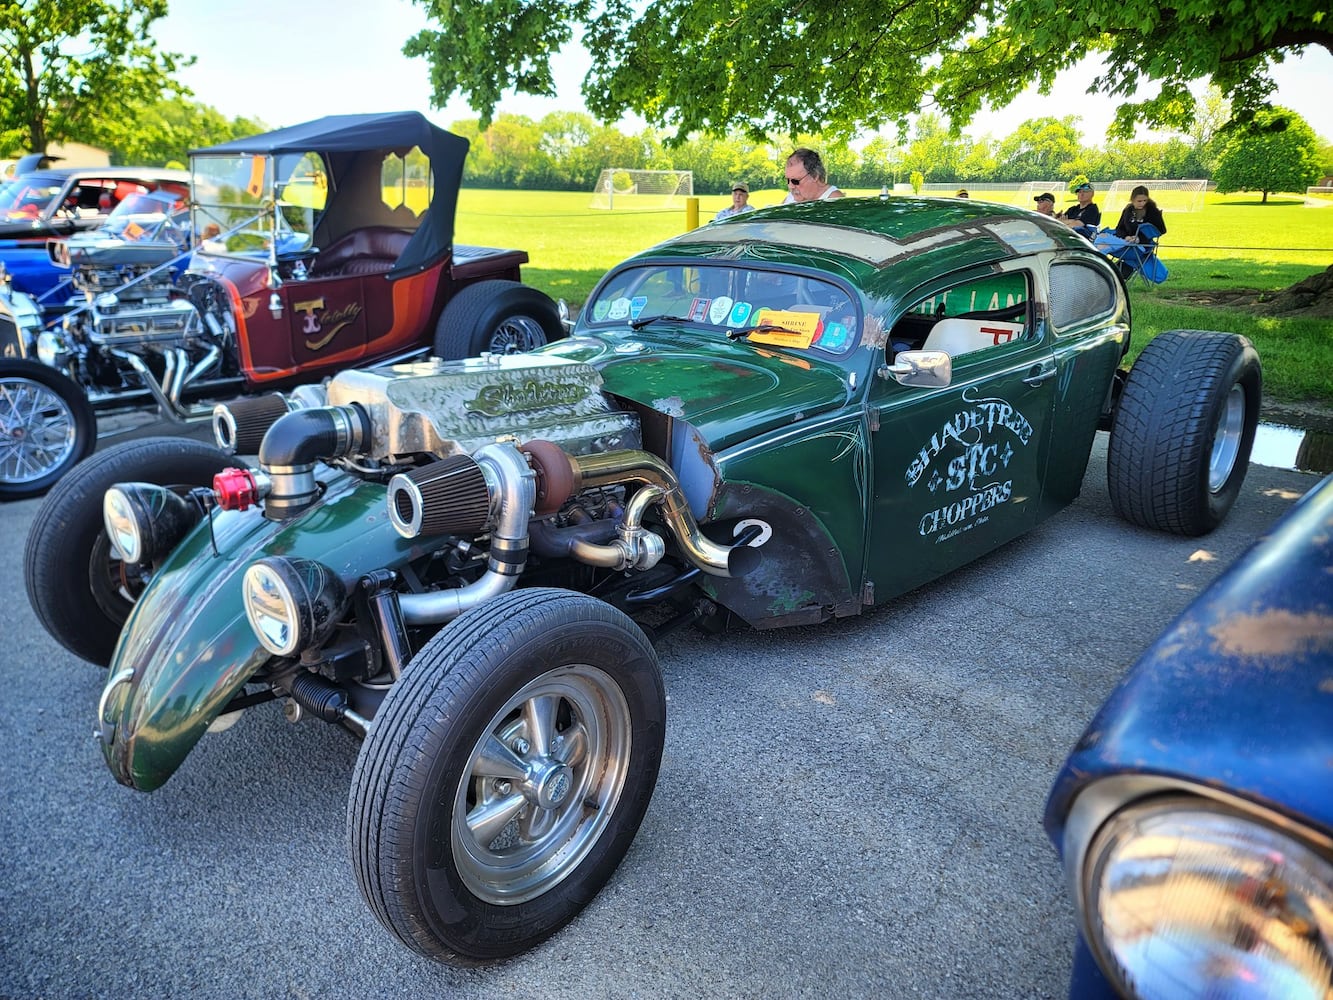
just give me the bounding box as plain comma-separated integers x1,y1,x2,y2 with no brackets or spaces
685,197,699,231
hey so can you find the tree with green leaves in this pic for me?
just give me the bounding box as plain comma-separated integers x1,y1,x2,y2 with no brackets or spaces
992,117,1082,182
404,0,1329,141
1213,106,1322,203
0,0,186,154
98,96,267,167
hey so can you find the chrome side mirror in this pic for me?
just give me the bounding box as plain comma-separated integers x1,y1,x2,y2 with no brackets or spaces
877,350,952,388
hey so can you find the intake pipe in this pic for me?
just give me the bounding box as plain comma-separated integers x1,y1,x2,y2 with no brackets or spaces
522,440,762,579
258,403,370,521
394,441,536,626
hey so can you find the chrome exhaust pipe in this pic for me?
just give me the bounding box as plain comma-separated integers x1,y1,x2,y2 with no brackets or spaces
524,441,761,579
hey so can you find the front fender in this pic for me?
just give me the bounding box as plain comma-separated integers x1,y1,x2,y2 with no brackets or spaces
97,474,426,791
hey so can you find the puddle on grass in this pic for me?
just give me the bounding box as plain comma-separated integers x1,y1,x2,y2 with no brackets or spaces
1253,422,1333,474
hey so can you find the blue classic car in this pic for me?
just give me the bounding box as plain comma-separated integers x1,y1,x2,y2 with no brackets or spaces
0,166,189,303
1045,473,1333,998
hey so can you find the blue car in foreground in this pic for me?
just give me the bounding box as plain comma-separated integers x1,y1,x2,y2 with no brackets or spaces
1045,473,1333,998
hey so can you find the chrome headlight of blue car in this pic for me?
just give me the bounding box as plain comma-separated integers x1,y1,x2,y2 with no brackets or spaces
1046,473,1333,1000
1075,793,1333,998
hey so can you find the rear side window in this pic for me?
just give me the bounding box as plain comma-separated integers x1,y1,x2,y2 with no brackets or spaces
1049,261,1116,330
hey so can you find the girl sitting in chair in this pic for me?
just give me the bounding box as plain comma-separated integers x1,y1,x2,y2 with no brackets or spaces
1113,185,1167,244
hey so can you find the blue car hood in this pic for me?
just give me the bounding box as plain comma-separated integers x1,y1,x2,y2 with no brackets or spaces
1045,474,1333,839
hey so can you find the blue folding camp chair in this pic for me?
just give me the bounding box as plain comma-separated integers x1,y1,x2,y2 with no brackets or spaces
1093,224,1167,286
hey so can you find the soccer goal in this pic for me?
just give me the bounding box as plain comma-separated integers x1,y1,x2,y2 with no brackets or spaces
589,169,694,210
1106,179,1208,213
1014,181,1069,207
1304,186,1333,207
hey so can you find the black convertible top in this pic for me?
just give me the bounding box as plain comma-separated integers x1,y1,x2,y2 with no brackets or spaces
192,112,470,276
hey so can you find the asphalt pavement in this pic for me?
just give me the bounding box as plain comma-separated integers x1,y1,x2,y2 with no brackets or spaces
0,434,1319,999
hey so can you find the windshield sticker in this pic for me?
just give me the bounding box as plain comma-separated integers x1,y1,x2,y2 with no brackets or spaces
905,392,1035,542
727,301,754,327
607,297,631,321
688,297,711,322
708,296,734,324
749,309,820,349
630,296,648,320
592,299,611,321
817,322,851,352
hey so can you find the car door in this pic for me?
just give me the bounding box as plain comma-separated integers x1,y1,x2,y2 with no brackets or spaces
864,262,1059,601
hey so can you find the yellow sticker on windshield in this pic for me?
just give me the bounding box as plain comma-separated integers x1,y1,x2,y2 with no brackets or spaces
748,309,819,349
246,156,265,198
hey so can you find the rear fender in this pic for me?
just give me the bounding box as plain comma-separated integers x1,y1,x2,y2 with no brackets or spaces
98,475,429,791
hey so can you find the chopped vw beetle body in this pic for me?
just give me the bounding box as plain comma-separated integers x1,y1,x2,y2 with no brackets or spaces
26,196,1261,965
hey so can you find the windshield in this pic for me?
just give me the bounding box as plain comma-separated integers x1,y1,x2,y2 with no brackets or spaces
0,177,62,220
582,262,862,356
101,190,192,246
191,152,324,256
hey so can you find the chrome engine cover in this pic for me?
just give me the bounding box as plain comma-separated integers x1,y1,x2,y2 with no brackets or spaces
325,354,641,460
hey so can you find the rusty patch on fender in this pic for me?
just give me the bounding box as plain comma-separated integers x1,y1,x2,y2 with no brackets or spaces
1209,610,1333,659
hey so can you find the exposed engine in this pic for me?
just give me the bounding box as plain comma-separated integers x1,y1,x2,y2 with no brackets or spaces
42,235,241,410
207,354,759,665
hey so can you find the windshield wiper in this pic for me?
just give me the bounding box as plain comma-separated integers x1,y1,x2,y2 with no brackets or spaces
628,313,692,330
726,322,806,342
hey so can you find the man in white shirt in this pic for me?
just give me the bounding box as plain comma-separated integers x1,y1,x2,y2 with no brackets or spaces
782,148,844,203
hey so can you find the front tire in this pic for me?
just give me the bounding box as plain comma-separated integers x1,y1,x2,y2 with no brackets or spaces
348,588,665,965
24,435,237,666
0,359,97,501
433,280,563,358
1108,330,1260,535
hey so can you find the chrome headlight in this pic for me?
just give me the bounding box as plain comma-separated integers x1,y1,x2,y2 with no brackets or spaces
242,557,347,657
103,483,200,565
1082,797,1333,999
36,330,70,367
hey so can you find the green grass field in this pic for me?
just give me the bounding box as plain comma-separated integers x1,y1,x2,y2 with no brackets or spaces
453,188,1333,407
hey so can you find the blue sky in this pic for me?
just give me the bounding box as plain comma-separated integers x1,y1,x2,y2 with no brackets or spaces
154,0,1333,143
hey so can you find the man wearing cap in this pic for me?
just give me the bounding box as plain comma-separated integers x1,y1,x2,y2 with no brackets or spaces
714,182,755,221
1033,192,1056,216
1059,182,1101,233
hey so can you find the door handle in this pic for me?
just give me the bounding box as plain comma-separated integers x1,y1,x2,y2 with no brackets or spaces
1023,364,1058,386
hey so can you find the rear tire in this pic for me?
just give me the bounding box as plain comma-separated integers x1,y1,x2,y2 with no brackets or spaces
433,280,562,359
1108,330,1260,535
348,588,665,965
24,436,237,665
0,359,96,501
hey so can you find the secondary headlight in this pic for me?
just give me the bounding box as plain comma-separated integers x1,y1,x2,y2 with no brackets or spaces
1082,797,1333,999
103,483,200,565
242,557,347,657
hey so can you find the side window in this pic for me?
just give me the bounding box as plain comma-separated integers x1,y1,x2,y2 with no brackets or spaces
381,146,432,220
1049,261,1116,330
887,271,1033,360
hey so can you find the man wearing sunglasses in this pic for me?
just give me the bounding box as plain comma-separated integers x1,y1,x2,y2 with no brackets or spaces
781,148,845,203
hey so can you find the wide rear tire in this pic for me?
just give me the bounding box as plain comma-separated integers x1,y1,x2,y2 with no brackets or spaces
348,588,665,965
24,435,237,665
0,359,96,501
1107,330,1260,536
433,280,562,359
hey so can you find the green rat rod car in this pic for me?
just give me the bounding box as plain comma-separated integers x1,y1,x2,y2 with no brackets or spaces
24,196,1261,965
